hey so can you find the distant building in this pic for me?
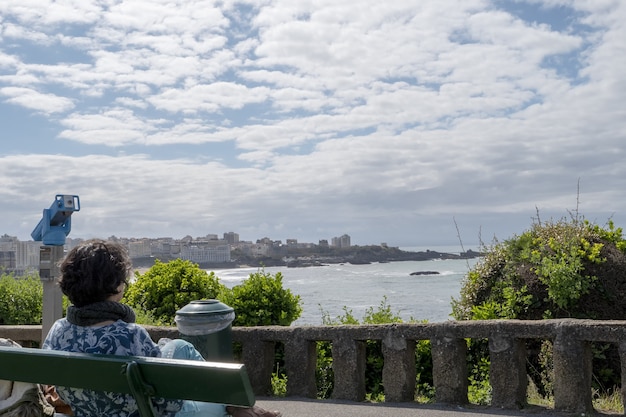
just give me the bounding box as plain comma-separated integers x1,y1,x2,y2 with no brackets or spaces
0,234,17,251
128,239,152,258
249,243,271,257
65,237,84,251
331,234,351,248
223,232,239,245
0,251,15,269
1,236,40,275
181,240,230,263
15,241,41,270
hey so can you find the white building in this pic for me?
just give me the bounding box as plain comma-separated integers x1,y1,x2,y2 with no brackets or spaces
15,241,41,271
128,240,152,258
181,241,231,263
331,234,351,248
223,232,239,245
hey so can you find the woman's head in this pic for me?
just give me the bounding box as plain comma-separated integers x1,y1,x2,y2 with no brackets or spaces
59,239,132,307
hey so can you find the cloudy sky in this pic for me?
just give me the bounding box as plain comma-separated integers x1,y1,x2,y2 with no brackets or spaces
1,0,624,248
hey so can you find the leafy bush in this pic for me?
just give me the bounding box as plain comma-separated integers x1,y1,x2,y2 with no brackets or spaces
452,217,626,399
219,269,302,327
124,259,226,325
270,364,288,397
0,272,43,325
453,218,626,321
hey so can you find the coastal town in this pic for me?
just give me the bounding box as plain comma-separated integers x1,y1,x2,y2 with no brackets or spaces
0,232,481,276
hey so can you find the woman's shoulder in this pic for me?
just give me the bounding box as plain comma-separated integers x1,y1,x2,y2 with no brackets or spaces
110,320,146,331
107,321,154,339
42,318,71,349
109,321,160,356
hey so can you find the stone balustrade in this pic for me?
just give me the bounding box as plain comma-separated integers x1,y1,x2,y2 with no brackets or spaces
3,319,626,415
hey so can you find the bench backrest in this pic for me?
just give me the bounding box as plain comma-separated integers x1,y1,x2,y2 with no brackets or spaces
0,346,255,417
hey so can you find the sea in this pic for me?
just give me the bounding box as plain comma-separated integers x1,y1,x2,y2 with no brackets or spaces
209,246,481,326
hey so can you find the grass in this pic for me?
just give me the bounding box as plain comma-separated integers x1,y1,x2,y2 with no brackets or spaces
527,380,624,414
526,379,553,408
592,388,624,414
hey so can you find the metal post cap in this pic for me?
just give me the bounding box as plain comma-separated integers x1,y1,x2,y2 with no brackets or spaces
175,300,235,336
175,299,234,317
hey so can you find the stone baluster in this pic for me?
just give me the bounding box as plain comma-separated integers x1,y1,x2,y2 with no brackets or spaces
331,335,366,401
382,330,416,402
284,333,317,398
240,338,276,396
431,336,468,404
489,334,526,408
552,323,592,414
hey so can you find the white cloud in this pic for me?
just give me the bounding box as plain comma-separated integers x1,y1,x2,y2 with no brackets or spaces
0,86,74,113
0,51,19,69
58,109,152,146
149,82,271,114
115,96,149,109
2,23,51,44
464,10,582,57
0,0,625,245
0,0,101,27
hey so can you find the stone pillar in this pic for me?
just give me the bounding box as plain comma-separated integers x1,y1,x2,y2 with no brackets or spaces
332,336,366,401
431,336,468,404
553,328,592,414
240,338,275,396
489,335,526,408
382,332,416,402
284,335,317,398
40,245,65,342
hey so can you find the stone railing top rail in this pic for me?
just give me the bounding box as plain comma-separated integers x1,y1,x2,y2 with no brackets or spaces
228,318,626,341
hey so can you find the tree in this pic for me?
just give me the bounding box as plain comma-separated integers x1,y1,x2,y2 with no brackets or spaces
124,259,225,325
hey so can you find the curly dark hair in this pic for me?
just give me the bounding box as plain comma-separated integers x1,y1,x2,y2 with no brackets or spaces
59,239,132,307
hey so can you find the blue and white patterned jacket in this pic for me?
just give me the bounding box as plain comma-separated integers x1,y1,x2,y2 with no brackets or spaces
43,319,182,417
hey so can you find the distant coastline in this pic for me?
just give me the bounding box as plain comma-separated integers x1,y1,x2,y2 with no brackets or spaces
131,245,483,271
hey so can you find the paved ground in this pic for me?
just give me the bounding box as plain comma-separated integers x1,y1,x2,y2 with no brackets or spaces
254,398,592,417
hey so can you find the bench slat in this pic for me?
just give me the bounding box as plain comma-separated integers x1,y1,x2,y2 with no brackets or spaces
0,346,255,407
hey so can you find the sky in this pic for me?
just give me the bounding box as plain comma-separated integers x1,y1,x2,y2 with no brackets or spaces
1,0,625,248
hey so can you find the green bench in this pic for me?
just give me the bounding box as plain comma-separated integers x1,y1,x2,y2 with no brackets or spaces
0,345,255,417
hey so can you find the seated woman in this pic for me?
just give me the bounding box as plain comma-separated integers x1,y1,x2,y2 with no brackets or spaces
43,239,280,417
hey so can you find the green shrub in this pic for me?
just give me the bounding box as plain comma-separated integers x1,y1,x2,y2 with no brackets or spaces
270,365,288,397
0,272,43,325
219,269,302,327
453,218,626,321
452,217,626,400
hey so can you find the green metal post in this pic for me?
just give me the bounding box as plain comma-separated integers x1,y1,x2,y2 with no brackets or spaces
175,300,235,361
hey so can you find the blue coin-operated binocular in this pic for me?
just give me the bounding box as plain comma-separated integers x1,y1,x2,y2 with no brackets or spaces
31,195,81,246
